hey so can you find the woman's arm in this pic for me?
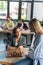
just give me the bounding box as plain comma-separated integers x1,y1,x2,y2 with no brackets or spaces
18,46,23,53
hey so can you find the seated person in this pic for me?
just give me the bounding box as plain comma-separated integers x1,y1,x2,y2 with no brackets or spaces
7,27,26,57
17,19,29,30
13,18,43,65
2,16,14,30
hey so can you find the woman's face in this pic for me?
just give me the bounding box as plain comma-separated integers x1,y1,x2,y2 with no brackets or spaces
29,25,35,32
29,21,41,33
15,28,21,38
7,18,10,22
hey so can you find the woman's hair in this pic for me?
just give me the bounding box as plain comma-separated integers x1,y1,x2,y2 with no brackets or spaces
12,26,20,37
29,18,43,34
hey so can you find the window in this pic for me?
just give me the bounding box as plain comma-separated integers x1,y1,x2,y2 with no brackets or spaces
21,0,32,1
0,1,7,19
33,3,43,21
10,0,19,1
34,0,43,1
9,2,19,19
21,2,31,20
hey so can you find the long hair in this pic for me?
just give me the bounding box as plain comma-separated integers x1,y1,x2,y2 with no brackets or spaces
12,26,20,37
29,18,43,34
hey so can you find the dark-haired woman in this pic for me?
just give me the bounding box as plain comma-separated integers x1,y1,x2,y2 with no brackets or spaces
7,27,26,56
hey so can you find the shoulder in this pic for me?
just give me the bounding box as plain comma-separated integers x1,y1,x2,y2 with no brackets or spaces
21,36,26,40
36,34,43,45
10,35,15,40
36,34,43,40
35,34,41,39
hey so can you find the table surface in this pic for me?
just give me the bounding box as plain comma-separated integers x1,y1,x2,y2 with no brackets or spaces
0,57,25,64
0,48,29,65
0,29,34,34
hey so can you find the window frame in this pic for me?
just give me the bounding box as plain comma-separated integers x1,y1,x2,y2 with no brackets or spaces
0,0,43,21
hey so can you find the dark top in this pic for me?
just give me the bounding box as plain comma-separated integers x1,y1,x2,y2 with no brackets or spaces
8,36,26,47
17,23,28,30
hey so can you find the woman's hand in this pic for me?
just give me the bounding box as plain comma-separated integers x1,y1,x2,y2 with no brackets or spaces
13,46,23,56
7,46,23,57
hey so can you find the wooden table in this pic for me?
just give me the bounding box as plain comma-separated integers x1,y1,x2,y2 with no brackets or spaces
21,30,34,35
0,57,25,65
0,29,34,35
0,30,12,34
0,48,29,65
0,29,34,45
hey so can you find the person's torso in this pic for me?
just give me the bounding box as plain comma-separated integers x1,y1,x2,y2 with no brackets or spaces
34,34,41,49
5,21,13,28
11,36,25,47
34,34,43,59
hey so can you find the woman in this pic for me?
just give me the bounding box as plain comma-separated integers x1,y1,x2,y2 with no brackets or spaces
13,18,43,65
29,18,43,65
17,19,28,30
2,16,14,30
7,27,26,56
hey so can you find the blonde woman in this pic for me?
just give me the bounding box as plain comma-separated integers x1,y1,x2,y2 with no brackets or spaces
13,18,43,65
29,18,43,65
